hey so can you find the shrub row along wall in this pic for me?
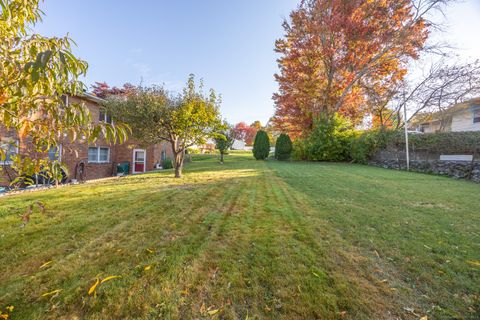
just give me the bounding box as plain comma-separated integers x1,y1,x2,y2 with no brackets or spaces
358,131,480,182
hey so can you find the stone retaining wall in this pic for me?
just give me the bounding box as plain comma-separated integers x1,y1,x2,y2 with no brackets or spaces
368,159,480,183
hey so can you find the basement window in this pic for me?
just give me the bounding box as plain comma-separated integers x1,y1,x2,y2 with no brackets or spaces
88,147,110,163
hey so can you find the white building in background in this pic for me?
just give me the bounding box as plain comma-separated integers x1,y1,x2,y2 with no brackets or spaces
415,98,480,133
231,139,246,150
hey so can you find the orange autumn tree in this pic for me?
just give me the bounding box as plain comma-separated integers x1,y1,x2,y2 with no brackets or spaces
273,0,433,136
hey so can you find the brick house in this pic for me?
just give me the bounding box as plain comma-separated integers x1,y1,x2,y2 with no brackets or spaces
0,92,173,186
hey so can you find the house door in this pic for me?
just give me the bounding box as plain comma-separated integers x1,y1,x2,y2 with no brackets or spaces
133,149,146,174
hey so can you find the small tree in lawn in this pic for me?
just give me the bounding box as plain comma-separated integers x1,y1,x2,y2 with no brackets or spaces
275,133,292,160
253,130,270,160
215,124,235,164
106,75,224,178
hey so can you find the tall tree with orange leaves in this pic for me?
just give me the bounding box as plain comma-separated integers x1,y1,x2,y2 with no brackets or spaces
273,0,449,136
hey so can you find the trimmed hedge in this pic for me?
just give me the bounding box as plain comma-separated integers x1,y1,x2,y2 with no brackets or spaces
275,133,293,160
253,130,270,160
350,130,480,163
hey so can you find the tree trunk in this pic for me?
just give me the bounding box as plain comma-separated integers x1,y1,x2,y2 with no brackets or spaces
174,151,184,178
220,152,224,164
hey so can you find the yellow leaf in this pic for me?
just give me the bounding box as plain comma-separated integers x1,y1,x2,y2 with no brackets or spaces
5,306,13,312
88,278,100,295
0,313,9,320
41,289,61,297
466,260,480,267
39,261,53,269
101,275,121,284
146,248,155,254
144,265,152,271
208,308,220,316
420,316,428,320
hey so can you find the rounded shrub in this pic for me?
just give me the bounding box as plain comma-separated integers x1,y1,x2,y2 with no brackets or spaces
275,133,293,160
253,130,270,160
297,113,355,161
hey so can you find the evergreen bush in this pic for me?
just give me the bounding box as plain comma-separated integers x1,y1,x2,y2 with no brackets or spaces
275,133,293,160
253,130,270,160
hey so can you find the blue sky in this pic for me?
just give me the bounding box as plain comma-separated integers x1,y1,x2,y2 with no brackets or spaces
35,0,480,125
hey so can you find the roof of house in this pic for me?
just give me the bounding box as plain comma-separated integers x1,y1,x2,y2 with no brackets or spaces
412,97,480,126
77,92,106,104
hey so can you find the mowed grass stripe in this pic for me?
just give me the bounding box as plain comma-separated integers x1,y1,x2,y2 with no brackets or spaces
1,153,479,319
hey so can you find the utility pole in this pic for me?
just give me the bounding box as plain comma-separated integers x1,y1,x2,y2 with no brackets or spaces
404,103,410,171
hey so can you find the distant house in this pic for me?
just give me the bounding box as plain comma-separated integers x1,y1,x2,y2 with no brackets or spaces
413,98,480,133
231,139,246,150
0,92,173,186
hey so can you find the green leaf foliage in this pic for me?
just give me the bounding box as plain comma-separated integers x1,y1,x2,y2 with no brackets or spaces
105,75,224,177
0,0,128,183
253,130,270,160
275,133,293,160
350,130,480,163
293,113,355,161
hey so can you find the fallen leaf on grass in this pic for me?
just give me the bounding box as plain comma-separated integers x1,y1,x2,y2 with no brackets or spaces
88,275,121,295
39,261,53,269
101,275,121,283
5,307,13,312
466,260,480,267
144,265,152,271
420,316,428,320
146,248,155,254
0,313,9,320
208,308,220,316
88,278,100,295
41,289,62,297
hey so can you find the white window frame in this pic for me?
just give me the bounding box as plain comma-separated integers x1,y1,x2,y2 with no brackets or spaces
473,107,480,124
88,146,110,163
0,139,19,165
48,144,62,161
99,107,113,124
132,149,146,174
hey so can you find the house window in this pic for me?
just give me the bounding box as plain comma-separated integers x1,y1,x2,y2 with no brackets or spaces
60,94,69,107
99,108,112,124
48,145,62,161
0,139,18,165
473,108,480,123
88,147,110,163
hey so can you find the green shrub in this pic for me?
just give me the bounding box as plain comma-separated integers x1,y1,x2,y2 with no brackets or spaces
275,133,293,160
349,129,394,163
253,130,270,160
162,158,173,169
295,113,355,161
349,130,480,163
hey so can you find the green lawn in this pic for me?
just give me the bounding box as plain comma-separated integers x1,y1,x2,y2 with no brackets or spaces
0,153,479,319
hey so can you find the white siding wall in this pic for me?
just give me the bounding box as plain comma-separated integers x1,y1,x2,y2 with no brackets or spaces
422,122,441,133
451,109,480,132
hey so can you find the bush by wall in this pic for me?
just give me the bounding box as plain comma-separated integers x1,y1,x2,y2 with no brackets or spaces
350,130,480,163
253,130,270,160
162,158,173,169
275,133,293,160
293,114,355,161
